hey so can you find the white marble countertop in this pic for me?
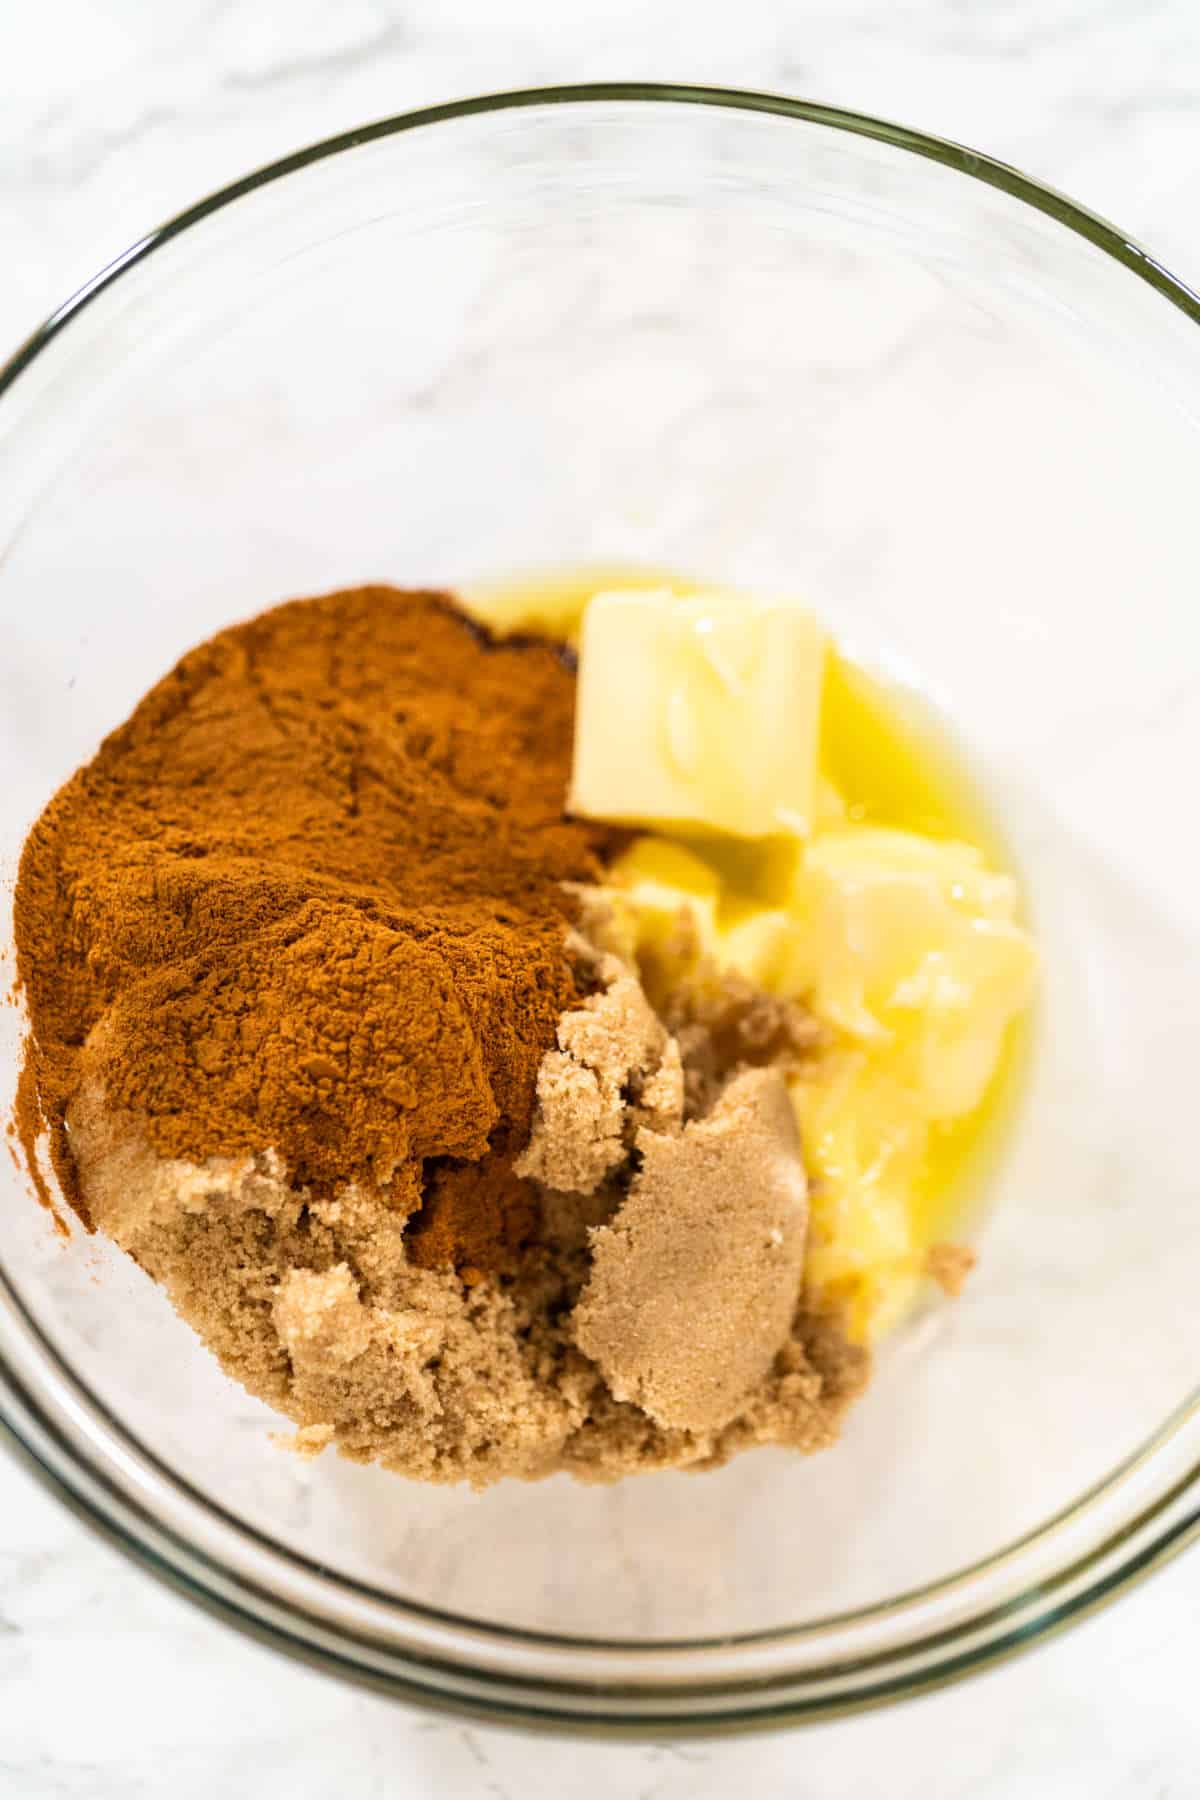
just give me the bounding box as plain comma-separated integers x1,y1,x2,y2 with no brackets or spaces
3,2,1200,1794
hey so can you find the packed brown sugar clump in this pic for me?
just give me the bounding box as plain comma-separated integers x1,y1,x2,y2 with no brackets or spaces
13,585,867,1485
14,587,617,1260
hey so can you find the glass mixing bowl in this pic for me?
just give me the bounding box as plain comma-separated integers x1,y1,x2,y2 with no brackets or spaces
2,84,1199,1732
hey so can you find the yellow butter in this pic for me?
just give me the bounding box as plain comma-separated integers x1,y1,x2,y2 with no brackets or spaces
569,588,827,840
784,828,1037,1121
471,563,1036,1346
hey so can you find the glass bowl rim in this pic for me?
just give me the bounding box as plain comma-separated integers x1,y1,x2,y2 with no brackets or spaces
2,80,1198,1732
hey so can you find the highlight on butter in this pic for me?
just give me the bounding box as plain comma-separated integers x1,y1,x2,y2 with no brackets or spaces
568,587,827,841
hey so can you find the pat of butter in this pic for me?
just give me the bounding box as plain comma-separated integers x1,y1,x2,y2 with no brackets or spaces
569,588,826,840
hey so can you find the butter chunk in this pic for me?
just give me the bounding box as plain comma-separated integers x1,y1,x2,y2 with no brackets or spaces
784,827,1036,1117
569,588,826,840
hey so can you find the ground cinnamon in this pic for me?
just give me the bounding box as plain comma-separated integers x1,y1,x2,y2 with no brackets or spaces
14,586,617,1267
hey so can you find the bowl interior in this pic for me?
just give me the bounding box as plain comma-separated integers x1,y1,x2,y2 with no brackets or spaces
2,95,1199,1646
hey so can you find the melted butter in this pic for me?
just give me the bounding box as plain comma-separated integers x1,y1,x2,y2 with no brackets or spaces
463,565,1032,1329
817,648,1032,1260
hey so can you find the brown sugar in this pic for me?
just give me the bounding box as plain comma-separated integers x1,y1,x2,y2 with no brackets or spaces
61,949,867,1486
925,1241,976,1297
573,1068,810,1435
13,587,619,1265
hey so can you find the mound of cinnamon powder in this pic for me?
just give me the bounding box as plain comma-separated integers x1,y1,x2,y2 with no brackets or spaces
14,587,618,1263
